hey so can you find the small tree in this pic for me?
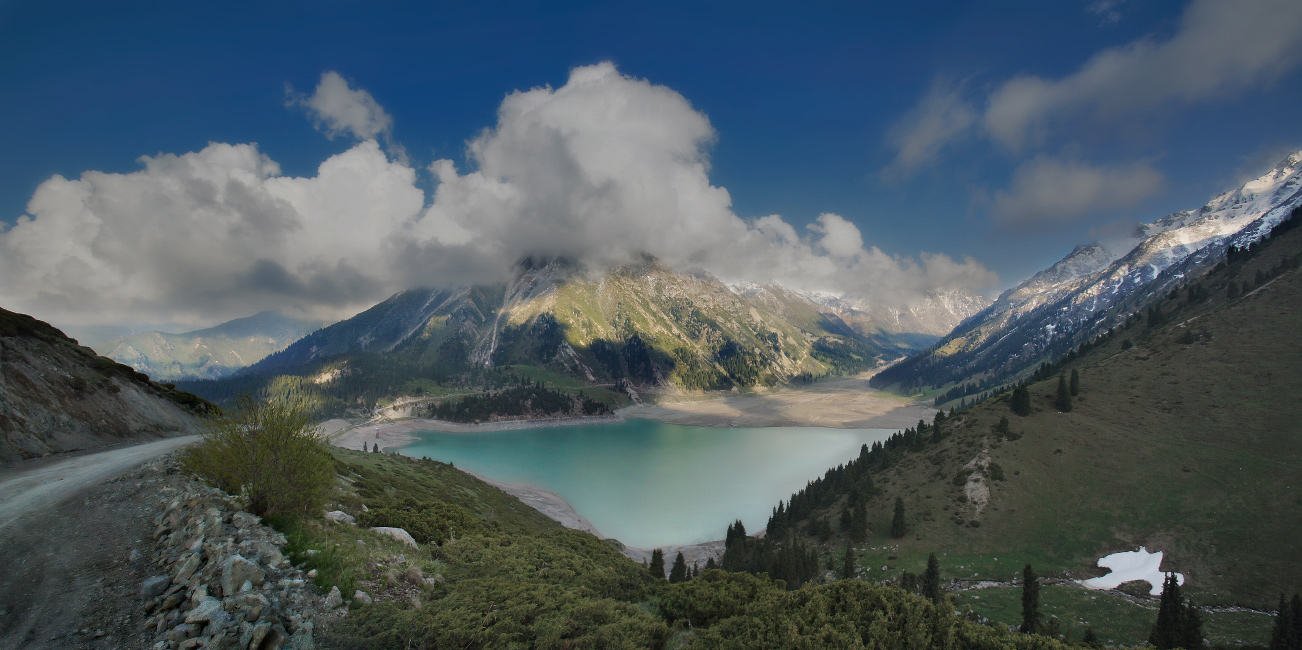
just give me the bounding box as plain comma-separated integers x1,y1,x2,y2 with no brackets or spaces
1020,564,1041,634
1011,385,1032,416
891,497,907,538
180,396,333,518
1082,627,1101,648
648,549,666,580
669,552,688,583
841,545,856,580
1069,369,1080,397
1150,573,1203,650
1055,373,1073,412
922,552,941,603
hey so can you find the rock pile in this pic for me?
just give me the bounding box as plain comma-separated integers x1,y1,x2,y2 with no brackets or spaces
139,479,337,650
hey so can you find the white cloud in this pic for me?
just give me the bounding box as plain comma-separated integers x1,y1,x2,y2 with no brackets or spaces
0,63,997,328
984,0,1302,151
0,141,423,327
990,156,1164,227
883,78,977,178
1087,0,1128,26
288,71,394,142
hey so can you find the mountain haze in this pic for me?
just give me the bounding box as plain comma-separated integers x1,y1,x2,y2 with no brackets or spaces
97,311,324,381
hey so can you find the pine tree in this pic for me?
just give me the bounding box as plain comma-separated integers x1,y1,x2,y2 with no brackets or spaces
1069,369,1080,397
1020,564,1040,634
1269,593,1300,650
922,552,941,603
851,502,868,542
891,497,907,538
841,545,856,580
1082,627,1101,648
704,557,717,571
1055,373,1073,412
1012,385,1032,416
1150,573,1202,650
669,551,688,583
648,548,665,580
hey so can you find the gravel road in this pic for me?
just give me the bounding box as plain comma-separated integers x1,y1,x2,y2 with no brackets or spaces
0,435,199,648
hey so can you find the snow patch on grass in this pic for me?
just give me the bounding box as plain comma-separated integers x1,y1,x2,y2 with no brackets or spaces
1080,547,1183,595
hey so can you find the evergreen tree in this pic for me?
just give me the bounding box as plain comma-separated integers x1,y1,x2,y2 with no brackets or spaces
1055,373,1073,412
1082,627,1101,649
891,497,907,538
922,552,941,603
704,557,717,571
1150,573,1203,650
1069,369,1080,397
648,549,665,580
669,551,688,583
841,545,856,580
996,415,1011,436
1269,593,1300,650
1020,564,1040,634
1011,385,1032,416
1228,281,1240,300
851,502,868,542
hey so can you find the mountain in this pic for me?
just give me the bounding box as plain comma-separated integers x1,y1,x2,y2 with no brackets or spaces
0,307,209,463
873,152,1302,390
96,311,324,381
188,260,921,415
791,288,991,352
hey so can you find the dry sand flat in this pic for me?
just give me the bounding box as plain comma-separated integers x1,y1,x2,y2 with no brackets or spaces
619,373,936,430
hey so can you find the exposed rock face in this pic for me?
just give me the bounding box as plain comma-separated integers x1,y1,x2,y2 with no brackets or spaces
0,307,202,464
141,468,337,650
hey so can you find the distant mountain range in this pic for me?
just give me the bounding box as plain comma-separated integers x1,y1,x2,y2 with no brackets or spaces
180,259,987,414
96,311,325,381
873,151,1302,390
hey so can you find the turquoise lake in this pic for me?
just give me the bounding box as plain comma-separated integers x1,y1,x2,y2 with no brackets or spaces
397,419,896,549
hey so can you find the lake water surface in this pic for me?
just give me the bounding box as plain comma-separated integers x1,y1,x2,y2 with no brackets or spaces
397,419,896,548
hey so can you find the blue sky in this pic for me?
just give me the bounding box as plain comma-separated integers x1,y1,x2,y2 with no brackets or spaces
1,0,1300,330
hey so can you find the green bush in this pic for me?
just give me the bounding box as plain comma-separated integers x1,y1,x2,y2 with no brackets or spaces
180,396,334,518
357,500,479,545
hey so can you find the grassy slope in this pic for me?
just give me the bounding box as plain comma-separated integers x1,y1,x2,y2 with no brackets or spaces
765,229,1302,642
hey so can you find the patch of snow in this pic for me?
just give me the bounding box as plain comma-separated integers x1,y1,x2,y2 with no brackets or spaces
1080,547,1183,595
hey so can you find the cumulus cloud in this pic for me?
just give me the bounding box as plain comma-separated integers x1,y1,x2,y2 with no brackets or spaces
288,71,394,142
989,156,1164,227
0,140,423,327
0,63,997,328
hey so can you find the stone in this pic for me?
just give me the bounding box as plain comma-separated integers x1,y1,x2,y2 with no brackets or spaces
240,580,254,593
167,623,197,643
177,637,205,650
253,540,285,567
219,554,265,596
305,570,317,580
173,553,202,584
289,627,315,650
184,599,222,624
324,586,343,609
207,609,232,633
352,590,372,606
232,511,260,528
159,593,185,612
324,511,356,526
369,527,418,548
141,576,171,598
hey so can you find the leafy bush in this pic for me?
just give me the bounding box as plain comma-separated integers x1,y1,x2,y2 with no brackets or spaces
180,396,334,517
357,500,479,545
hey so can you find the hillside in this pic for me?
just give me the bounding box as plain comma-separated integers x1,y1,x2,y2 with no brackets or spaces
0,308,211,464
183,260,940,416
97,311,324,381
762,221,1302,617
874,152,1302,391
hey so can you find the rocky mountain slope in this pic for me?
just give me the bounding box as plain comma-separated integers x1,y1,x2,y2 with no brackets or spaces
97,311,324,381
232,260,895,392
0,307,206,464
873,151,1302,389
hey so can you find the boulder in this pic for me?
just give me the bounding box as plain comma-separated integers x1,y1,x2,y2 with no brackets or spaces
324,511,356,526
324,586,343,609
141,576,170,598
352,590,373,606
370,527,418,548
173,553,202,584
219,554,264,596
183,598,222,624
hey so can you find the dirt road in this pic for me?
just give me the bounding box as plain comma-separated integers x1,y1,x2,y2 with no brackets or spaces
0,436,198,649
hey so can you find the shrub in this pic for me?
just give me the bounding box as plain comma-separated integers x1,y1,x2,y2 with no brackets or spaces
180,396,334,518
357,500,479,545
